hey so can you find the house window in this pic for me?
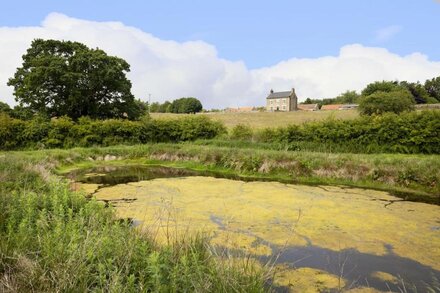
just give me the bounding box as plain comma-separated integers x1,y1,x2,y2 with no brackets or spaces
283,99,286,104
283,106,286,110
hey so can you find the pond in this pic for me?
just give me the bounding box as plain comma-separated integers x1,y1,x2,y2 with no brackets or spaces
69,165,440,292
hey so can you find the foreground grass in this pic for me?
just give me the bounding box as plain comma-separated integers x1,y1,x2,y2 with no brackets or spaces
151,110,359,129
0,154,268,292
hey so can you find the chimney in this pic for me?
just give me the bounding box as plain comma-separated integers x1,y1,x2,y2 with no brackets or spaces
270,89,274,94
291,88,295,94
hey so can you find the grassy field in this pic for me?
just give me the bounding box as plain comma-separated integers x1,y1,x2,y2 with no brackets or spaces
151,110,360,129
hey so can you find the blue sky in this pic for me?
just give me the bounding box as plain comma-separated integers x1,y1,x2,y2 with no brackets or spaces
1,0,439,69
1,1,440,107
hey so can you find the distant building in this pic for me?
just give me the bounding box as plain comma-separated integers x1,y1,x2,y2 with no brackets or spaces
321,104,358,110
339,104,358,110
298,103,319,111
225,106,256,113
266,88,298,112
321,104,343,110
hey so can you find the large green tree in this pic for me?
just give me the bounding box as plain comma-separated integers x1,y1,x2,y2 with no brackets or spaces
170,97,203,114
8,39,140,120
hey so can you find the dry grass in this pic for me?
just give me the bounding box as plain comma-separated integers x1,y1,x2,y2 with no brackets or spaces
151,110,360,129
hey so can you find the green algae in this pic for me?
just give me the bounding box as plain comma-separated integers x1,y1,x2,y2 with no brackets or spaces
82,175,440,291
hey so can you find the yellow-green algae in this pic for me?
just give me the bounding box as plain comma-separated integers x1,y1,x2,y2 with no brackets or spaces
70,182,102,194
370,271,398,284
273,264,344,293
90,176,440,292
92,177,440,270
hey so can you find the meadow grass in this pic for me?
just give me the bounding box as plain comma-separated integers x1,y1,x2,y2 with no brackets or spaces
151,110,360,129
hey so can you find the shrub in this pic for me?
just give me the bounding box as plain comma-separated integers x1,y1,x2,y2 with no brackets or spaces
358,89,415,115
230,124,253,140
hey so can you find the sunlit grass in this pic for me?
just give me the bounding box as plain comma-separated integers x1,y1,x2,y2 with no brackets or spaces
151,110,360,129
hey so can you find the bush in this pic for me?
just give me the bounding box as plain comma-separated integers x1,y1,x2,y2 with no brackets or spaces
230,124,253,140
358,89,415,115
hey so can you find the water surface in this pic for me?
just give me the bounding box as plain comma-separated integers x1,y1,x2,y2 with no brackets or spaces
71,165,440,292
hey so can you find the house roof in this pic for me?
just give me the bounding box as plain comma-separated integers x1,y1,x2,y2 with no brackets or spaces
266,91,291,99
298,104,319,110
321,104,343,110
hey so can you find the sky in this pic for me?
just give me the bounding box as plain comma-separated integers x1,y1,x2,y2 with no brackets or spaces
1,0,440,108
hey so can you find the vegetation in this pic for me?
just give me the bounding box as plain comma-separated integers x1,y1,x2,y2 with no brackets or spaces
258,111,440,154
150,97,203,114
0,114,226,150
302,90,360,107
425,76,440,102
152,110,360,129
8,39,142,120
209,111,440,155
0,153,267,292
0,101,11,115
2,110,439,154
358,88,415,115
9,143,440,202
302,76,440,108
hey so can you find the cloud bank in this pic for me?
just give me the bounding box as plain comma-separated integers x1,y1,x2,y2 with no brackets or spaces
1,13,440,109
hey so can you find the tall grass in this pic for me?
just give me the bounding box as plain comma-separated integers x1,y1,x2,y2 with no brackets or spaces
5,143,439,202
0,155,268,292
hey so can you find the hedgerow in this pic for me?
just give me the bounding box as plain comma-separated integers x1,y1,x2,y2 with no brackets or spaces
251,111,440,154
0,115,226,150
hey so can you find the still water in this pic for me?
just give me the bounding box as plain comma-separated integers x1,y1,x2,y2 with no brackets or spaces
70,165,440,292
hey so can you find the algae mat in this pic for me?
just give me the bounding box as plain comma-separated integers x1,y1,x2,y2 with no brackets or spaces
86,176,440,292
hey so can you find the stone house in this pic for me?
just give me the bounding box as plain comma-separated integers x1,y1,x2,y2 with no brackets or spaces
266,88,298,112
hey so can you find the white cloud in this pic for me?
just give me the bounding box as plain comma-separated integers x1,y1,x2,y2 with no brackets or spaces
375,25,402,42
1,13,440,109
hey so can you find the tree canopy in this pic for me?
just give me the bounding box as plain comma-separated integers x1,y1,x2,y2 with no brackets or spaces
8,39,141,120
424,76,440,103
361,81,401,96
149,97,203,114
358,88,414,115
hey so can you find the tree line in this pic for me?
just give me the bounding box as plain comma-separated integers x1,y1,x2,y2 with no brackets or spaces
303,78,440,107
301,78,440,115
149,97,203,114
